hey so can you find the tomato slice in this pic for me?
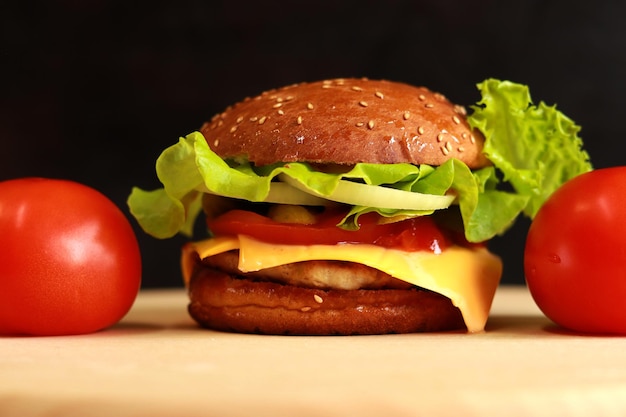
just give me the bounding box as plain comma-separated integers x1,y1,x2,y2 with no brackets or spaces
207,209,452,252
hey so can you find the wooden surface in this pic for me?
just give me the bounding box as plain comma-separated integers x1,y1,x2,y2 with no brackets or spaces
2,286,626,417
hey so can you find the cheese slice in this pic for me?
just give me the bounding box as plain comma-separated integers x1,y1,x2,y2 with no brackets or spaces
182,236,502,332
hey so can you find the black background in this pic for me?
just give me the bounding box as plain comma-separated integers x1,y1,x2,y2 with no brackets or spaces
2,1,623,288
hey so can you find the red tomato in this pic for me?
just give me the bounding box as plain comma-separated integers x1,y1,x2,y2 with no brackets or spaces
524,167,626,334
0,178,141,336
207,209,451,252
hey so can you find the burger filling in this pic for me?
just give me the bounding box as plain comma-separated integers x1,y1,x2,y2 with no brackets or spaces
181,199,503,332
194,202,474,291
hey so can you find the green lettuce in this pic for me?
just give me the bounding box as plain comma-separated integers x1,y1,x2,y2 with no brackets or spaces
128,79,591,242
468,79,591,217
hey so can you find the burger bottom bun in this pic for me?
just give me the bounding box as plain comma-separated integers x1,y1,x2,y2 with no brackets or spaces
187,268,466,335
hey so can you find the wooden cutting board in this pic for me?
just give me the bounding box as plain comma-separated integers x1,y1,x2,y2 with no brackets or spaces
2,286,626,417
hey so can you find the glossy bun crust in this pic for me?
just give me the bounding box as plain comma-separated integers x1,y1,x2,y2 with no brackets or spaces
187,268,466,335
201,78,489,169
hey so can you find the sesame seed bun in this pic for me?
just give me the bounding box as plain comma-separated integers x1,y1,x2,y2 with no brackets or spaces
200,78,489,168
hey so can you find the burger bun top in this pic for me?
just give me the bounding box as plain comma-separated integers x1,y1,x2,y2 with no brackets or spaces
200,78,489,169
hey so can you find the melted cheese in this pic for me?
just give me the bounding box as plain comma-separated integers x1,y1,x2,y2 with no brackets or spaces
182,236,502,332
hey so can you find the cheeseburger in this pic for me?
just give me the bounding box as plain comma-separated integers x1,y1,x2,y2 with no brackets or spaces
128,78,590,335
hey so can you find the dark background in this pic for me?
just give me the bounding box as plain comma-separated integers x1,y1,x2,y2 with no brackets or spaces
2,1,623,288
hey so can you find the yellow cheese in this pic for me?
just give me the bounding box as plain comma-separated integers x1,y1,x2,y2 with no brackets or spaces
182,236,502,332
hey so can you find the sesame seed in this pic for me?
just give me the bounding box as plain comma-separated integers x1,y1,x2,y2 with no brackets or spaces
217,120,224,127
470,134,476,144
356,122,365,127
301,307,311,312
403,111,411,120
307,102,314,110
434,93,445,101
285,96,294,101
437,133,445,142
452,115,461,124
454,105,467,115
249,116,258,122
351,86,363,92
425,103,435,109
445,141,453,151
418,126,425,135
213,139,219,147
229,126,237,133
462,132,468,140
375,91,384,99
322,84,332,89
367,120,375,129
359,101,369,107
441,146,450,156
418,94,426,101
458,146,465,152
297,116,303,125
314,294,323,303
236,116,244,124
273,102,283,108
258,116,267,125
277,109,285,115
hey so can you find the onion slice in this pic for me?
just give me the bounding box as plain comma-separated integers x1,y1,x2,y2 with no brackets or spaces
199,182,331,206
263,182,331,205
278,174,455,210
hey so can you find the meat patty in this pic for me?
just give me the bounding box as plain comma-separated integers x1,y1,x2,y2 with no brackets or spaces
201,250,414,290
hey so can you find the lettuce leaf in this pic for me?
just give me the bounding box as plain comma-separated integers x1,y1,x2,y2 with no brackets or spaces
129,132,459,238
128,79,591,242
469,79,592,217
